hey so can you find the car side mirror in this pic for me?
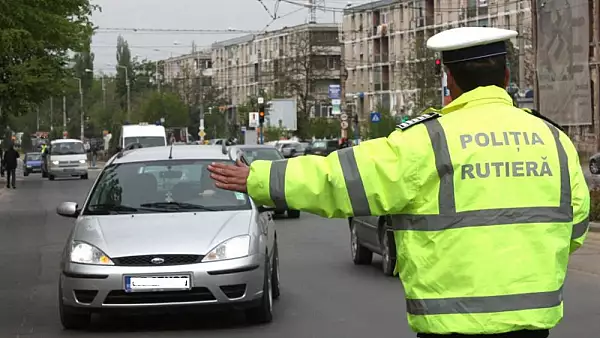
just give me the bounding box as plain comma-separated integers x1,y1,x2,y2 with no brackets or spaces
56,202,80,218
258,205,276,213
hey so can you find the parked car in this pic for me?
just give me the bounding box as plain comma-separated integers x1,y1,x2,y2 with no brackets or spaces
590,152,600,174
23,152,43,176
56,145,280,329
229,144,301,219
348,216,396,276
277,141,305,158
305,139,338,156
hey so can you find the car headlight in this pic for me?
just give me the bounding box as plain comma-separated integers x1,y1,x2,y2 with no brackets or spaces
52,160,59,165
79,159,86,164
202,235,250,262
70,241,114,265
26,165,31,168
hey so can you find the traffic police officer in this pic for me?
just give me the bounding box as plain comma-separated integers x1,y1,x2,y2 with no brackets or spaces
208,27,590,337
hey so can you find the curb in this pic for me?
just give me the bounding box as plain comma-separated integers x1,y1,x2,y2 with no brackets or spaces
589,222,600,233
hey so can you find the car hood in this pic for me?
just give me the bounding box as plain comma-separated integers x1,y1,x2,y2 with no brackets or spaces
73,211,253,257
26,160,42,166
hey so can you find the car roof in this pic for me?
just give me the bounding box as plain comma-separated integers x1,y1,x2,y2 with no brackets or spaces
26,152,41,155
110,145,230,165
52,138,82,144
232,144,278,150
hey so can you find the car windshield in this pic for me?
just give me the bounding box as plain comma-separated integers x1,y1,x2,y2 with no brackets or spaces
26,153,41,161
311,141,328,149
124,136,166,148
242,149,284,163
84,159,251,215
50,142,85,155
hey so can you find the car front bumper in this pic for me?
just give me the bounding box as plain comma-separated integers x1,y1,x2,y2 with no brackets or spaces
49,166,88,177
25,166,42,173
60,253,265,311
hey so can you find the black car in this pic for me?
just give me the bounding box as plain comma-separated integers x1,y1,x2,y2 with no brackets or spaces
349,215,396,276
230,144,301,219
305,139,338,156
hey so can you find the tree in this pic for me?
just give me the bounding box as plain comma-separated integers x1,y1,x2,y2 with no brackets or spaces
402,31,441,113
115,35,133,114
272,29,341,138
0,0,96,126
139,91,188,127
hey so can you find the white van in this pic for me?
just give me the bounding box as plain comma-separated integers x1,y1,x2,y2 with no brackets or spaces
42,139,89,180
120,123,167,149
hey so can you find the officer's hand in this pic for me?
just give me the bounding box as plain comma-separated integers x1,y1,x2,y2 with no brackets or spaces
208,159,249,193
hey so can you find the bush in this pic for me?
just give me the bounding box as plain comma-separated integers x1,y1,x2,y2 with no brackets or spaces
590,188,600,221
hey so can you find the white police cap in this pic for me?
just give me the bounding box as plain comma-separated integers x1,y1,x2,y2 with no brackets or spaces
426,27,518,64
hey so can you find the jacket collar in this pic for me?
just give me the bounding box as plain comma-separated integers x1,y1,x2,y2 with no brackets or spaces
440,86,514,115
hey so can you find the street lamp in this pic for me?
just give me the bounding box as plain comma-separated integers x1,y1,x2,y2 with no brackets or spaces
107,63,131,120
74,68,93,141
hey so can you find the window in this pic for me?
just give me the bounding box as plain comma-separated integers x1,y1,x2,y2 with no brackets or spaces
84,160,251,215
242,148,284,163
50,142,85,155
124,136,166,148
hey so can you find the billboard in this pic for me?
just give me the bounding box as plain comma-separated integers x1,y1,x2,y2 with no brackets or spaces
248,112,259,128
536,0,592,125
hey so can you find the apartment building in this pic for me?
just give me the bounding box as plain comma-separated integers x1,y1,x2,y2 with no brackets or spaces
211,23,342,118
342,0,533,117
163,50,213,84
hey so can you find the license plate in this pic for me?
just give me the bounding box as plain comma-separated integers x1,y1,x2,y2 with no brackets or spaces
124,275,191,292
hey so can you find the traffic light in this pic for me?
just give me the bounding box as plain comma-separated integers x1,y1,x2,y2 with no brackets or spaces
258,104,265,125
435,59,441,75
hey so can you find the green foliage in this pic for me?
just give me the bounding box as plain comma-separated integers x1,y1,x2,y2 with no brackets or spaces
263,127,285,142
405,32,441,111
138,91,189,126
506,40,519,86
366,107,396,139
308,118,340,139
0,0,96,116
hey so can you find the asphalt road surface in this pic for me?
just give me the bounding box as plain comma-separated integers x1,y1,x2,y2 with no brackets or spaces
1,171,599,338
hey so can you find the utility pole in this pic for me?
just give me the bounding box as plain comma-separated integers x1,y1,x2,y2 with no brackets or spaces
517,5,526,90
340,23,348,140
531,0,539,110
62,96,67,138
36,106,39,131
50,97,54,132
101,76,106,109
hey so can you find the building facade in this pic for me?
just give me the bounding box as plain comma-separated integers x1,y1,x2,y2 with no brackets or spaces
211,23,342,118
163,50,213,84
342,0,533,118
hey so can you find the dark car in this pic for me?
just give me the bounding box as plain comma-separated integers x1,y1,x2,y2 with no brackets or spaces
305,139,338,156
590,153,600,174
231,145,301,219
348,215,396,276
23,152,43,176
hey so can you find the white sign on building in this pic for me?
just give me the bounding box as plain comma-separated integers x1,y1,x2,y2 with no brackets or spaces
248,112,259,128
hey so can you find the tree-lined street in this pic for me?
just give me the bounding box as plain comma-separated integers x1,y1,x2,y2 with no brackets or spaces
0,176,599,337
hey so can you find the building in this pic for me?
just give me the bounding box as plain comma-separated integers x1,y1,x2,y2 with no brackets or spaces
342,0,533,118
163,50,213,84
211,23,342,118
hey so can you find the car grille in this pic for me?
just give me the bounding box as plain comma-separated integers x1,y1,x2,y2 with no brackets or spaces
112,254,203,266
103,287,215,304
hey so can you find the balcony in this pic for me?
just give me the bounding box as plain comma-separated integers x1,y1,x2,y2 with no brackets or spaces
374,54,381,63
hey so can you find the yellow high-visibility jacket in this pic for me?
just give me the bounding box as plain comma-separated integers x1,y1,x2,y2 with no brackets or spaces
247,86,590,334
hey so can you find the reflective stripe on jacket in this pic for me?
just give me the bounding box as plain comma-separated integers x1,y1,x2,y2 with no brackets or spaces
246,85,590,334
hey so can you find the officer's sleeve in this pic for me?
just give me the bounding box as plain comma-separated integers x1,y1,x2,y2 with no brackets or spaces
246,132,419,218
563,133,590,254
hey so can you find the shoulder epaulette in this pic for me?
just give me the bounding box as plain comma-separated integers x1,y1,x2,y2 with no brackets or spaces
396,112,442,131
523,108,565,133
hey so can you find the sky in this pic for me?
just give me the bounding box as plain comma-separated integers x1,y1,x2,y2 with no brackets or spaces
90,0,371,73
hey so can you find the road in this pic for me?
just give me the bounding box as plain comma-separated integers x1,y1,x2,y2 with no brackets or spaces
0,172,599,337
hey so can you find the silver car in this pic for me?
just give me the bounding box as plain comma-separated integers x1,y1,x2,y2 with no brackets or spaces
56,145,280,329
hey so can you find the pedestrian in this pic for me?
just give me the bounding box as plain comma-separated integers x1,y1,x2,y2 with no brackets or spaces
0,146,4,178
207,27,590,338
3,142,20,189
91,143,98,168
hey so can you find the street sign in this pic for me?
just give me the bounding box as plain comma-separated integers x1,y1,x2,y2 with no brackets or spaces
340,113,348,121
340,121,349,129
332,104,341,115
258,97,264,104
331,99,341,105
370,111,381,123
198,130,206,137
328,84,341,99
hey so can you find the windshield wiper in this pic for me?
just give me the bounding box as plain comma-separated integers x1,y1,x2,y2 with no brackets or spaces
139,202,222,211
87,204,140,214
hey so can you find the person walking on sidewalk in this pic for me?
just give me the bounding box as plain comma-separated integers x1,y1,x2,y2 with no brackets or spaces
3,143,19,189
0,147,4,177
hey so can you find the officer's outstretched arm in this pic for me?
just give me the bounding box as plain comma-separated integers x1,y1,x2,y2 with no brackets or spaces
246,133,418,218
566,137,590,254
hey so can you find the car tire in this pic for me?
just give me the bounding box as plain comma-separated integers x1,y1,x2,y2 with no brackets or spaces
42,170,47,178
350,221,372,265
287,209,300,219
271,241,281,300
58,287,91,330
23,171,29,177
49,175,55,181
590,160,599,175
381,228,397,277
245,252,274,324
81,174,88,180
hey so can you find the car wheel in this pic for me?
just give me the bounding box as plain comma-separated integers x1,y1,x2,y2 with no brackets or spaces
381,229,397,276
350,221,372,265
49,175,55,181
81,174,88,180
245,252,274,324
590,160,600,175
42,170,47,178
287,209,300,219
23,171,29,177
58,286,91,330
271,241,281,300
